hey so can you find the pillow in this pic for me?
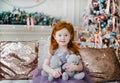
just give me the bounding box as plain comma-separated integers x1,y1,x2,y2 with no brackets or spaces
0,41,39,80
80,48,120,83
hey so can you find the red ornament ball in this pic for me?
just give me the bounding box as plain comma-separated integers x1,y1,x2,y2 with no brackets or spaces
99,14,106,21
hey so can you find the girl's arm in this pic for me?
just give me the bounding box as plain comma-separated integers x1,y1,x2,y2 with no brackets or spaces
42,58,55,75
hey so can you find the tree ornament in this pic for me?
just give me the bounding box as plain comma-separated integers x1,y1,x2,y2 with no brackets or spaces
99,14,106,21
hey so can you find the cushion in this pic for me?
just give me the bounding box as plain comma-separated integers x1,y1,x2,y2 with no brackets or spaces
80,48,120,83
0,41,39,80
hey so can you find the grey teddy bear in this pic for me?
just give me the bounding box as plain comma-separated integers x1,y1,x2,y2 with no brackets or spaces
62,54,85,81
41,55,62,81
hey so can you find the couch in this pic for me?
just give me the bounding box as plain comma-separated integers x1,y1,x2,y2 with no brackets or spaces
0,41,120,83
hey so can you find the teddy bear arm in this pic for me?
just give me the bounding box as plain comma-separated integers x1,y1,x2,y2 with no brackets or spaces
48,74,54,81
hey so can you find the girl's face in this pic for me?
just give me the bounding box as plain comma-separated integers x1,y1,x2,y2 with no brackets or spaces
54,28,71,46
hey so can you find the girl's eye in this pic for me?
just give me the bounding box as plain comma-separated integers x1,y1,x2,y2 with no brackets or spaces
58,34,61,37
65,34,68,37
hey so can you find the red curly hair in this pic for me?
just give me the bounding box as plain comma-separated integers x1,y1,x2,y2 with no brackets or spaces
49,21,80,55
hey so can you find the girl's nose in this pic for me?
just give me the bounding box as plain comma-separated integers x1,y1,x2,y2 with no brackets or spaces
61,36,65,39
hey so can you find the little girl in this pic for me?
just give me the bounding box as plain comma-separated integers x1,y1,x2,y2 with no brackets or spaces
32,21,94,83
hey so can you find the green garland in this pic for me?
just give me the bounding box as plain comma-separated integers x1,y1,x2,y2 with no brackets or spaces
0,7,61,26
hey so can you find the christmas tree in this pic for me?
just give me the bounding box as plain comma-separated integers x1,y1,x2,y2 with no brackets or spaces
78,0,120,49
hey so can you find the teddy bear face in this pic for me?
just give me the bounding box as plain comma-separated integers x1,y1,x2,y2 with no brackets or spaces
66,54,80,65
49,56,62,68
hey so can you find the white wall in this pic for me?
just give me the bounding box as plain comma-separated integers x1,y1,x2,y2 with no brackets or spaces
0,0,88,26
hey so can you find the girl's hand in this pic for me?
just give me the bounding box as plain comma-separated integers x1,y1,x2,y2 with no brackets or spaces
65,64,76,72
52,70,62,78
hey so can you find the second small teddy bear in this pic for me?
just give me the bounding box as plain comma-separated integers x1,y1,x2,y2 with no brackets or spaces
62,54,85,81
